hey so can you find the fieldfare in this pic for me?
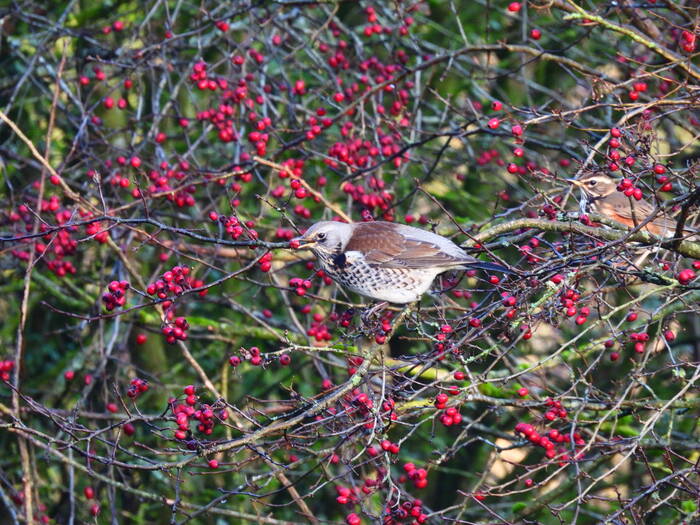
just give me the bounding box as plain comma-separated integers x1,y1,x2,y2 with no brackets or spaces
568,172,698,239
292,220,511,304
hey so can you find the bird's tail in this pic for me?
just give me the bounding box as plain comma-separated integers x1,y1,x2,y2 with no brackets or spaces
465,260,517,275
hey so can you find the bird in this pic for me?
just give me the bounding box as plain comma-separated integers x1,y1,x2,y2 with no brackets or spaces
291,220,512,304
568,172,697,238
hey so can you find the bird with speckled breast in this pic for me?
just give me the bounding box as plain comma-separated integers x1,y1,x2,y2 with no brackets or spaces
291,220,512,304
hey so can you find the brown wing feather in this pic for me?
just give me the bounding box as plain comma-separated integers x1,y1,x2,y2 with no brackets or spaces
346,222,465,269
603,194,691,236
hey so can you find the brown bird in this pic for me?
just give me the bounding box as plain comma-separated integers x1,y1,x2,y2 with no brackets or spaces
568,172,697,238
292,221,511,304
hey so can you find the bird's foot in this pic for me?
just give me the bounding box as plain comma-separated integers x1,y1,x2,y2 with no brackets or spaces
360,301,388,326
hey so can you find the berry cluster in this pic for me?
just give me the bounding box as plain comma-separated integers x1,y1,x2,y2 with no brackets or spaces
677,268,697,285
9,200,81,276
379,439,400,455
434,392,463,427
126,377,149,399
146,265,207,309
335,484,359,506
246,346,262,366
229,346,264,367
289,277,313,296
557,287,592,325
629,331,650,354
258,252,272,273
654,163,674,192
307,313,333,342
274,228,296,241
399,462,429,490
382,498,428,524
0,360,15,382
679,30,696,53
616,178,643,200
346,356,364,376
542,397,568,422
102,280,129,311
84,216,110,244
143,161,196,208
171,385,227,440
515,409,585,466
340,178,395,217
162,316,190,344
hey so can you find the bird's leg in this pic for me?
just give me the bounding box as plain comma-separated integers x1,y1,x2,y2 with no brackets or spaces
361,301,388,325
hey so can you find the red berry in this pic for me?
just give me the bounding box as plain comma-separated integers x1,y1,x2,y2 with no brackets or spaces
346,513,361,525
677,269,696,284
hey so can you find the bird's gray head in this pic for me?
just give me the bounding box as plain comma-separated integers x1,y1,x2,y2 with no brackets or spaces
292,221,353,256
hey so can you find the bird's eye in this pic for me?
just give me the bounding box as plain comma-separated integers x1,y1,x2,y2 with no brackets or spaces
316,232,327,242
587,180,597,186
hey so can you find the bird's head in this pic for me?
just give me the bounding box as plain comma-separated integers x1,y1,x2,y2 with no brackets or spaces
567,172,618,199
291,221,353,256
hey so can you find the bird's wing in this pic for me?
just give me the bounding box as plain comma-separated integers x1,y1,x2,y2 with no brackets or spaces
611,198,658,223
346,222,470,269
610,197,693,234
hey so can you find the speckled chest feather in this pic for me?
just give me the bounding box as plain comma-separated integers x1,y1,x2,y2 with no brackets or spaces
314,249,435,303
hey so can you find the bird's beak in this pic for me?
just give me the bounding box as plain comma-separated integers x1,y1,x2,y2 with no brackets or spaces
566,178,583,187
290,236,316,249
